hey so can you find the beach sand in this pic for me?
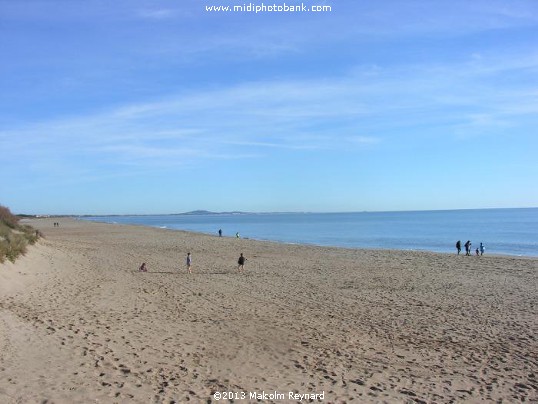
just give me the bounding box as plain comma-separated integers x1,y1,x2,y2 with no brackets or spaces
1,217,537,403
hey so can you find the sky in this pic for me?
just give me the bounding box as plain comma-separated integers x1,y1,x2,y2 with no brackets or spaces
1,0,537,215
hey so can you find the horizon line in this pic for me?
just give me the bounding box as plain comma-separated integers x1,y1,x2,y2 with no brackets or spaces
22,206,538,217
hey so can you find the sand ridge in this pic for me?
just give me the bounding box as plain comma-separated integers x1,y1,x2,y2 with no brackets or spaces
0,217,537,403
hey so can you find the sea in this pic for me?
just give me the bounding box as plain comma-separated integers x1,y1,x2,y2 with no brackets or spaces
82,208,538,257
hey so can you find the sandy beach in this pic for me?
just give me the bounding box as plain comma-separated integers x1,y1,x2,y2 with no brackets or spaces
1,217,537,403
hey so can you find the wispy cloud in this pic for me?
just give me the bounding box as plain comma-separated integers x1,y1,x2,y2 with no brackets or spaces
3,47,537,186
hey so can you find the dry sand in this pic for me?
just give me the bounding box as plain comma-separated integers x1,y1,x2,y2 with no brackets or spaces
1,217,537,403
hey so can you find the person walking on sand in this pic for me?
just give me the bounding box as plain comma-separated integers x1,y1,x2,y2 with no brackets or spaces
456,240,462,255
464,240,471,256
186,252,192,273
237,253,246,271
480,242,485,256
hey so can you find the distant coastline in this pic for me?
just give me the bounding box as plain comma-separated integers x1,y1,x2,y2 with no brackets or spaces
31,206,537,218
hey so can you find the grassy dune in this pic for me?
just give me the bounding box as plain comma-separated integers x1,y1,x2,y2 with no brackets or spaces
0,205,42,263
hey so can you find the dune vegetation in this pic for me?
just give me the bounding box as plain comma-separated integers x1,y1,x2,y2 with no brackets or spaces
0,205,42,263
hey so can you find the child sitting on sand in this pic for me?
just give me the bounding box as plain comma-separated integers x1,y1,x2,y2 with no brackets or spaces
139,262,147,272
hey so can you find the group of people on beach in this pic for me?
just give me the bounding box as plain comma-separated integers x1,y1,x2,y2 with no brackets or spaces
218,229,240,239
139,229,247,273
53,222,60,227
139,253,247,274
456,240,485,256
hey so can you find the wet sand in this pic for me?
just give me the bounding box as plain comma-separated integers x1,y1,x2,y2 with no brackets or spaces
1,217,537,403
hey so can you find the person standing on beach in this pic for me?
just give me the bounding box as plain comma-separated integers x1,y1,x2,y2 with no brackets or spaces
236,232,240,239
218,229,222,237
464,240,472,256
186,252,192,273
237,253,246,271
456,240,462,255
480,242,485,256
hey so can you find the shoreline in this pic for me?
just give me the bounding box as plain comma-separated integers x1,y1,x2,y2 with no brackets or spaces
2,217,537,403
76,217,538,259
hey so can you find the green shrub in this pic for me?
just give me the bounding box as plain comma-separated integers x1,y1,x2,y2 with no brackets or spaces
0,222,10,238
20,224,41,245
0,205,19,229
0,241,7,264
5,232,27,262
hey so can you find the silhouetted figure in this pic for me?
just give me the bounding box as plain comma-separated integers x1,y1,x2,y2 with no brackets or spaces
218,229,222,237
456,240,462,255
237,253,246,271
139,263,147,272
480,242,485,256
186,252,192,273
464,240,472,256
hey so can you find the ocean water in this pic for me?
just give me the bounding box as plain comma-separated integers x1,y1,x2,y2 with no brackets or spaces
82,208,538,257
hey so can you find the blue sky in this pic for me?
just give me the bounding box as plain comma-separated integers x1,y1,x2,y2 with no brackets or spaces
1,0,537,215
